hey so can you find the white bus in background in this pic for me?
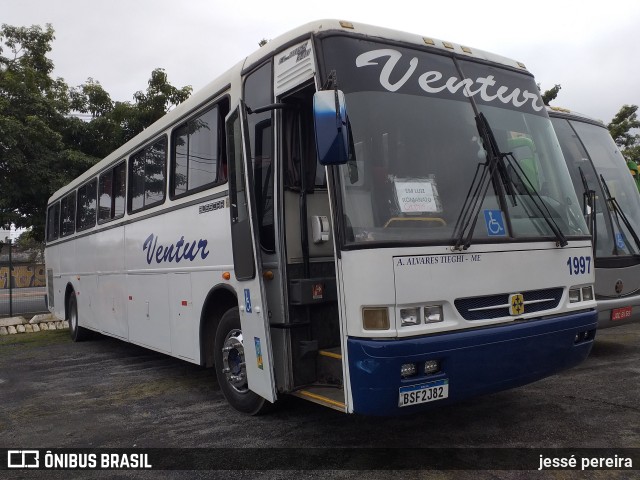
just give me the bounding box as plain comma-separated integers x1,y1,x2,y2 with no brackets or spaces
549,107,640,328
46,20,597,416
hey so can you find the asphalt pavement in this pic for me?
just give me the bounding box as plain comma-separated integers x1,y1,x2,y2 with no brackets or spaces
0,322,638,479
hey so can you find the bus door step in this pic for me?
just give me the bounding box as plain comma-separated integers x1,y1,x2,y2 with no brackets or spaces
317,347,343,386
292,385,345,412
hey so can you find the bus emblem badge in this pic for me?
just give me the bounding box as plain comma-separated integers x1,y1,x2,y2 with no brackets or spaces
509,293,524,316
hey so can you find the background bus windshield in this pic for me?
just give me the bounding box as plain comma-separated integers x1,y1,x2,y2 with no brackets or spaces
553,117,640,257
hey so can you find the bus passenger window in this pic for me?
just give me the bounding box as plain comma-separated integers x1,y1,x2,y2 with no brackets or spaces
99,161,126,223
76,179,97,231
129,137,167,213
98,170,113,222
60,191,76,237
46,202,60,241
113,162,126,218
172,105,223,197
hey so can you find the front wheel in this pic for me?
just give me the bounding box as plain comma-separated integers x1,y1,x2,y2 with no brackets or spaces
213,307,271,415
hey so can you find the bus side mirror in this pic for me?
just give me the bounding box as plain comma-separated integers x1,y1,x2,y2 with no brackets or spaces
313,90,350,166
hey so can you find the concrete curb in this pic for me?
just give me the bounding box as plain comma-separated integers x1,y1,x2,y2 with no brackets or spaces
0,314,67,336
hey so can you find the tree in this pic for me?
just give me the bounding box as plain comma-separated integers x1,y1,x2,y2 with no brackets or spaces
540,84,561,106
128,68,192,140
66,79,123,158
608,104,640,165
0,24,94,239
0,23,192,241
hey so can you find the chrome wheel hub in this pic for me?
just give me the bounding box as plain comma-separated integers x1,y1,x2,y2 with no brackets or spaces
221,329,248,393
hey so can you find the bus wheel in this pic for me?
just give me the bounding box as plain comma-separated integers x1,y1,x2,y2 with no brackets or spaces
67,294,89,342
214,307,269,415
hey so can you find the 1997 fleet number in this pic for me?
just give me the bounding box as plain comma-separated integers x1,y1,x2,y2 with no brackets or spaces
566,256,591,276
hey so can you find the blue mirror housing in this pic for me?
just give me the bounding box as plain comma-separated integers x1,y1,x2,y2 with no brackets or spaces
313,90,350,165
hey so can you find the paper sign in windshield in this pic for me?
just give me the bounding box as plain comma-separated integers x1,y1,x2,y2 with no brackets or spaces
394,180,439,213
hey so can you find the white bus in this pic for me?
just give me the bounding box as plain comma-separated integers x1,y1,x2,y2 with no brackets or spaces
549,106,640,328
45,20,597,416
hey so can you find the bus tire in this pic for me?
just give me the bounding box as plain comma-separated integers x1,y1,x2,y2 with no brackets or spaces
67,294,89,342
214,307,270,415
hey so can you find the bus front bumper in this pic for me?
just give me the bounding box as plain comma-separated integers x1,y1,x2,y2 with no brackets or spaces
347,310,597,416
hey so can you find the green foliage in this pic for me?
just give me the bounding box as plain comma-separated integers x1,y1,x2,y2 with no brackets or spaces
13,227,36,246
0,23,192,241
132,68,192,131
607,105,640,164
12,228,45,262
0,24,79,238
541,84,561,106
623,144,640,164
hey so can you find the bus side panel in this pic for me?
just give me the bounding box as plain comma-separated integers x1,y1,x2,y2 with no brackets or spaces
124,213,177,355
75,234,99,331
122,196,234,360
127,273,172,354
96,274,128,339
94,223,127,338
168,272,195,360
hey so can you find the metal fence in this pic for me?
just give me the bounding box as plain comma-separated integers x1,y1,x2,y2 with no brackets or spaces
0,241,48,318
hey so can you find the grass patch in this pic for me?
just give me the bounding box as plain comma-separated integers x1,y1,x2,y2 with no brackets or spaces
0,328,70,349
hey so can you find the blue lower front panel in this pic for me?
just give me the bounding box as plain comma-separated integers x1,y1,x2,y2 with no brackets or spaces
348,310,597,416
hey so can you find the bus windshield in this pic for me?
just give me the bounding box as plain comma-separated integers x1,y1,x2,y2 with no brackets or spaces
320,37,587,247
553,116,640,257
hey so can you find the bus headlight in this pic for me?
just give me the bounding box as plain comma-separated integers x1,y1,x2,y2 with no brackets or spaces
400,307,420,326
569,286,594,303
424,305,443,323
362,307,390,330
569,288,581,303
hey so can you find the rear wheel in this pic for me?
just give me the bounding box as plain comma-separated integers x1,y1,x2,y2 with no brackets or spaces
67,294,89,342
214,307,271,415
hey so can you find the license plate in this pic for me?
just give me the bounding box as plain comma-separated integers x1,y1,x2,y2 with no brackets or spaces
611,306,632,321
399,379,449,407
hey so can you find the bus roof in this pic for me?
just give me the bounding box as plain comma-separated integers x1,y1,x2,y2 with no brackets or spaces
547,105,607,128
49,19,533,203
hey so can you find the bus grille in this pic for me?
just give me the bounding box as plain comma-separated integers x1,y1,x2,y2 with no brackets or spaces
454,287,564,320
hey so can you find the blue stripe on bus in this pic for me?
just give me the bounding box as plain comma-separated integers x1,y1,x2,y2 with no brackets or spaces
347,310,597,416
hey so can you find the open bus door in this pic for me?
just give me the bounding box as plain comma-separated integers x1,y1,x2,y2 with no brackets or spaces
224,103,277,405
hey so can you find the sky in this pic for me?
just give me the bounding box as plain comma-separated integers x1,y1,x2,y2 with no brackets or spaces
3,0,640,125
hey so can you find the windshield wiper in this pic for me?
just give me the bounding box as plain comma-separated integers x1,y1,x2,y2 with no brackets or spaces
479,113,568,247
579,166,597,251
452,114,503,250
501,150,568,247
454,113,568,250
599,174,640,253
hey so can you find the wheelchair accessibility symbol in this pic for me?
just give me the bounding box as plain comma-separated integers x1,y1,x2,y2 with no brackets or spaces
244,288,252,313
615,232,626,250
483,210,506,237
